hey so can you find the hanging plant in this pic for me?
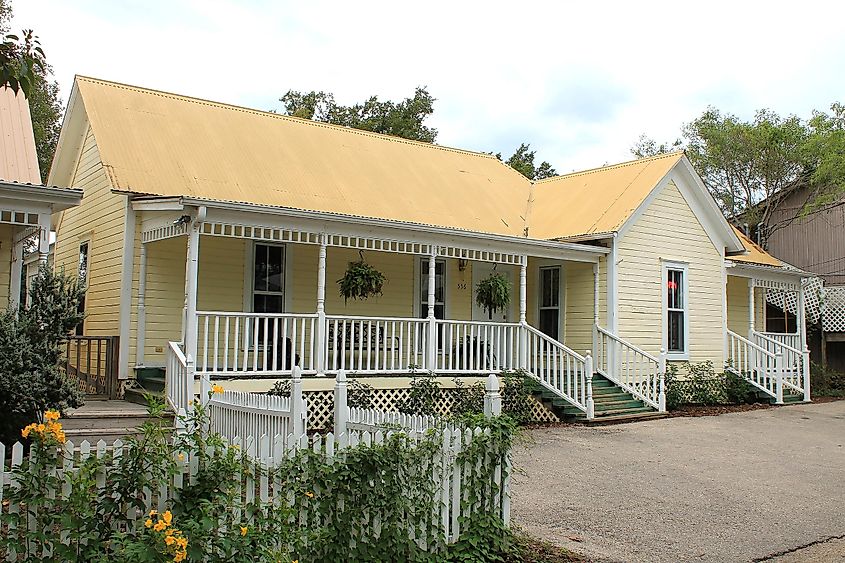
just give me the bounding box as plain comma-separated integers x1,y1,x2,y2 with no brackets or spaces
337,251,386,303
475,269,511,315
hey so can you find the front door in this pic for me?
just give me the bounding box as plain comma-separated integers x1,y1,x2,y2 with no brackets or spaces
471,263,515,322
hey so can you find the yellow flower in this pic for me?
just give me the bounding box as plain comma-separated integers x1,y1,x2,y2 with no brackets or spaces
165,535,176,546
36,423,46,433
174,552,186,562
153,520,167,532
44,410,60,422
162,510,173,525
145,519,153,528
304,491,314,498
21,424,34,438
149,510,158,516
177,453,185,461
240,526,248,536
212,384,225,394
176,537,188,549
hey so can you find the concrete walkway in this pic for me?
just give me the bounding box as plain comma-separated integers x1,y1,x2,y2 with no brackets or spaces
511,401,845,563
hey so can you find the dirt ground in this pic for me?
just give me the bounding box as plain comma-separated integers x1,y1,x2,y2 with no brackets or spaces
511,401,845,563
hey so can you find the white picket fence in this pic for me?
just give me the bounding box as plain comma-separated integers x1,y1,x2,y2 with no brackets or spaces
208,389,306,447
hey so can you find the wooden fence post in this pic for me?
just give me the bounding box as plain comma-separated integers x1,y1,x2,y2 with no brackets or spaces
484,374,501,418
803,346,811,402
775,349,785,405
334,369,348,436
291,366,306,437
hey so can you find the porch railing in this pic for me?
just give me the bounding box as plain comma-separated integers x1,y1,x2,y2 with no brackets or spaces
751,330,807,396
435,320,520,373
726,330,782,399
594,326,664,410
523,324,591,415
62,335,121,399
196,312,318,376
325,315,428,374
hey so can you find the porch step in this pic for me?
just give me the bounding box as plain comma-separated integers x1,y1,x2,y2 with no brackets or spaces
63,399,174,442
529,374,664,424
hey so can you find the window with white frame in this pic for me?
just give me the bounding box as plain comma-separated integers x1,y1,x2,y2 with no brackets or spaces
539,266,561,340
252,243,285,313
664,264,687,355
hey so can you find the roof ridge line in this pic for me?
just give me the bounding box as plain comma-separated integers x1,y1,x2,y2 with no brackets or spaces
74,75,500,161
534,151,685,184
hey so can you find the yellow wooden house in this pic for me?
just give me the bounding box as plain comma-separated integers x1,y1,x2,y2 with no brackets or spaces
48,76,808,421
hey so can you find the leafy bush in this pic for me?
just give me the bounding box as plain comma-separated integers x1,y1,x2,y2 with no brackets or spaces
1,396,519,562
398,367,441,415
811,361,845,397
724,371,757,404
501,369,536,423
451,377,485,416
0,265,84,447
664,361,758,409
348,377,375,408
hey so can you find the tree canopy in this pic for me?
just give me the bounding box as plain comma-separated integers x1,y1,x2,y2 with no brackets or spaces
280,87,438,143
633,104,845,245
0,0,62,182
494,143,557,181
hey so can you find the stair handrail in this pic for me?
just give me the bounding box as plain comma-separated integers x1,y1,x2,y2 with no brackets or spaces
750,330,805,396
725,329,783,401
594,326,663,410
166,341,192,413
522,324,591,417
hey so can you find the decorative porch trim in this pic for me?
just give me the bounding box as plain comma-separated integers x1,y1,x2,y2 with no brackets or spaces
0,208,40,227
753,278,800,292
142,222,187,243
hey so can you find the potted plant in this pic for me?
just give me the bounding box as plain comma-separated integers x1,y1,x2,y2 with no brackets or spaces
475,269,511,316
337,252,386,303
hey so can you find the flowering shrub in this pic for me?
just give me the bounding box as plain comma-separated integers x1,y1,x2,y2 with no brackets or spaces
0,396,517,561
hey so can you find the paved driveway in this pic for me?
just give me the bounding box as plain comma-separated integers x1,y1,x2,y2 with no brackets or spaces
511,401,845,563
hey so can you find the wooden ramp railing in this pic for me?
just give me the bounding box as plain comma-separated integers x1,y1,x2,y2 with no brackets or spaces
594,326,664,411
62,335,120,399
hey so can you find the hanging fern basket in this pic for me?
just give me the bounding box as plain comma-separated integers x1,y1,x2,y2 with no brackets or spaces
337,253,386,303
475,271,512,315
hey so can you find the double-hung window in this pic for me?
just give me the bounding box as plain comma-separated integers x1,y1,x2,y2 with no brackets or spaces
539,266,561,340
664,263,688,356
253,243,285,314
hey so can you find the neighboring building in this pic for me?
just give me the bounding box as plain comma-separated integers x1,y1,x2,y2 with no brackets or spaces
756,184,845,371
0,86,81,312
48,76,808,420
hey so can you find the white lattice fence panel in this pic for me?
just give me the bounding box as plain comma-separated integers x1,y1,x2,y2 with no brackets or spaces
823,286,845,332
302,385,558,430
765,276,824,324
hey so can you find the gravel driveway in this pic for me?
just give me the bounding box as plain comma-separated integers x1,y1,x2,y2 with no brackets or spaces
511,401,845,563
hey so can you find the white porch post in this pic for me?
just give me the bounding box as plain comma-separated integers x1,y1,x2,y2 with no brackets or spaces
426,251,437,370
315,235,327,376
585,352,594,420
184,209,203,400
518,256,527,369
797,283,810,401
9,235,24,310
136,242,148,367
592,261,600,360
658,348,667,412
36,213,49,264
748,278,756,339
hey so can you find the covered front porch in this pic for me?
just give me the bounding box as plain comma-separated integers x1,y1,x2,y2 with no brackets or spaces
130,198,666,419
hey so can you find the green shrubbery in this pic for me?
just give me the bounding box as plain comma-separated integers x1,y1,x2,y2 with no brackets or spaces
0,265,85,447
0,397,519,562
811,362,845,397
664,360,757,409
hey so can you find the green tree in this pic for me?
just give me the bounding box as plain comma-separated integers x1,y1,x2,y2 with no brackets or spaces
0,0,62,181
0,265,85,446
280,87,438,142
494,143,557,180
633,104,845,245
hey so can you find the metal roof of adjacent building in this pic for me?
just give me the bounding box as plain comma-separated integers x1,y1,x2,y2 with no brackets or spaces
729,225,783,267
0,86,42,185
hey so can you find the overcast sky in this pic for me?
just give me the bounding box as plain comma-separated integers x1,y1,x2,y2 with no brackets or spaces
13,0,845,173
